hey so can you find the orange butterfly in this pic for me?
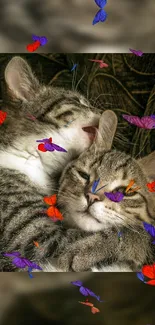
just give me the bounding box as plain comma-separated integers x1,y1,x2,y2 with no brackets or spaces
33,241,43,250
125,179,141,193
147,181,155,192
43,194,64,221
79,301,100,314
0,110,7,125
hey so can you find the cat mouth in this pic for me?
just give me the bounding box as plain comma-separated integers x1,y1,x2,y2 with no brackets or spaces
82,126,98,141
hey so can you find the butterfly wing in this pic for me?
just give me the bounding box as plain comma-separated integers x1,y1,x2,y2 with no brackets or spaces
71,64,78,71
92,9,107,25
125,180,135,193
147,181,155,192
71,280,83,287
44,194,57,206
38,144,47,152
32,34,40,42
137,50,143,56
92,178,100,193
12,257,27,268
136,272,145,282
142,264,155,279
46,206,64,221
141,117,155,129
85,288,98,299
95,183,108,193
147,279,155,286
36,138,49,143
54,207,64,220
89,59,102,63
0,110,7,125
51,143,67,152
79,301,93,307
100,62,108,68
129,49,135,54
23,258,42,270
94,0,107,8
122,115,144,128
104,191,124,202
44,143,55,151
91,307,100,314
79,286,89,296
143,222,155,238
3,252,21,258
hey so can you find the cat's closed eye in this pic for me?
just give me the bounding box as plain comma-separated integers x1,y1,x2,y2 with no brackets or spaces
78,171,90,182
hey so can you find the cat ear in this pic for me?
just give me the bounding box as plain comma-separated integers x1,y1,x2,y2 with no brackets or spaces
137,151,155,181
4,56,40,101
95,110,118,150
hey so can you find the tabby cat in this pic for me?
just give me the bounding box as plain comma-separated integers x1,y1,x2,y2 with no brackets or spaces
0,56,101,271
57,111,155,272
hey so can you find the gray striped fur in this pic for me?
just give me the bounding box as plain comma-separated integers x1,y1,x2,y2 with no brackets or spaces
57,112,155,271
0,56,100,271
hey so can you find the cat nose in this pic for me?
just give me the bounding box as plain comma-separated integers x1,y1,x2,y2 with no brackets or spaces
86,192,100,205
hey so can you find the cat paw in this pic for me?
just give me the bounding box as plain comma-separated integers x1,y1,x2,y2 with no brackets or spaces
58,251,89,272
57,252,74,272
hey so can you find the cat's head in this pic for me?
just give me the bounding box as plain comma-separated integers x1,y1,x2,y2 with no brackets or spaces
58,110,155,231
1,56,100,174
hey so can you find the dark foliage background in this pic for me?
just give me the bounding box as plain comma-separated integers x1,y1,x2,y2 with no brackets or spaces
0,53,155,157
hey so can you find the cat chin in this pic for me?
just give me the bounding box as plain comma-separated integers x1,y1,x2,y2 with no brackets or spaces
71,212,106,232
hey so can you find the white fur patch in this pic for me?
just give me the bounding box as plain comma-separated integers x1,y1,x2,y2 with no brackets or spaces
91,263,133,272
0,125,91,193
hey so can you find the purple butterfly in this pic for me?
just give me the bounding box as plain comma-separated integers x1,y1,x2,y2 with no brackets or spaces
36,137,67,152
3,252,42,270
129,49,143,56
122,115,155,130
143,222,155,244
104,192,124,202
93,0,107,25
71,281,104,302
32,35,48,46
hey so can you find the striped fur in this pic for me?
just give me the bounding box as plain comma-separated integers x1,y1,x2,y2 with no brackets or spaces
57,112,155,271
0,56,100,271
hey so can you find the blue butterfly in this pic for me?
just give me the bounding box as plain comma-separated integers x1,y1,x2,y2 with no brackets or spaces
93,0,107,25
143,222,155,244
71,64,78,71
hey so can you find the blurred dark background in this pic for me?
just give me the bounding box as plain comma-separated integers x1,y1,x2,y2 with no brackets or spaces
0,273,154,325
0,0,155,52
0,53,155,157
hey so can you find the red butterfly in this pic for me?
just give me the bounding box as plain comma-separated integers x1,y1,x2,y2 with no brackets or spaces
147,181,155,192
79,301,100,314
142,263,155,285
43,194,64,221
0,110,7,125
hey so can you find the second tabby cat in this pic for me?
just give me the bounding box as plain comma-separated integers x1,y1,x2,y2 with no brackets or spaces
57,111,155,272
